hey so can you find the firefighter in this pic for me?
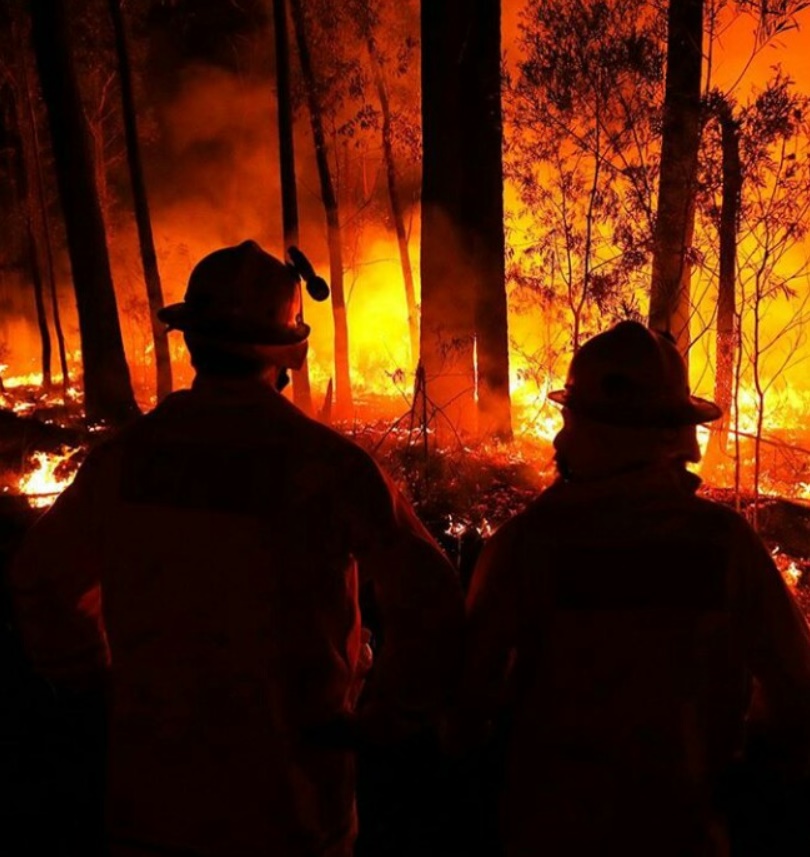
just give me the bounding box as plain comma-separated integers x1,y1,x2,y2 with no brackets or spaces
9,240,464,857
457,321,810,856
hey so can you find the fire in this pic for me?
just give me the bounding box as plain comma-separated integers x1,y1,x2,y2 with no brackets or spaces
772,546,805,590
18,450,80,509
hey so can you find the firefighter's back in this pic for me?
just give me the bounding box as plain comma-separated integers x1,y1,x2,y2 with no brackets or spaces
99,383,379,856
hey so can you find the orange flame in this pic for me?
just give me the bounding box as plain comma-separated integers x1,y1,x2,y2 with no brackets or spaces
18,450,80,509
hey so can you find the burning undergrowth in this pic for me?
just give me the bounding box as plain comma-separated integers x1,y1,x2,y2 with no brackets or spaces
0,384,808,611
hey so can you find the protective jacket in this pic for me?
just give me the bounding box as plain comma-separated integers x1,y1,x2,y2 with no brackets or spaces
461,465,810,857
10,378,463,857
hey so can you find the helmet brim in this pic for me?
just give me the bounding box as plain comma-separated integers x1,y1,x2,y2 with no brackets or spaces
548,387,723,427
157,302,310,345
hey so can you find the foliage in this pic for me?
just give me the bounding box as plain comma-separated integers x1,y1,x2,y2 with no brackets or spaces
505,0,666,350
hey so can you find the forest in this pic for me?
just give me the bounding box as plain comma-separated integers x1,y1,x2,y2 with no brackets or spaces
1,0,810,577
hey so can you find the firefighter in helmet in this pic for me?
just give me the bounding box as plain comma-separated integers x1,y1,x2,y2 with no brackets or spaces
9,240,464,857
456,321,810,856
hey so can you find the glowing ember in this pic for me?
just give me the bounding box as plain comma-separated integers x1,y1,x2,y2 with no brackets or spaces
18,450,80,509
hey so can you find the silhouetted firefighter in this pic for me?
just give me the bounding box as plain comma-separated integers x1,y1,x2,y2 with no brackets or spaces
456,321,810,856
9,240,463,857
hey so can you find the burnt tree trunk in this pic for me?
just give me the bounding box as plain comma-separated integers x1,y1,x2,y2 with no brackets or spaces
108,0,172,403
649,0,704,358
30,0,138,423
25,218,52,389
468,0,511,439
289,0,353,418
365,32,419,369
421,0,477,437
708,97,742,464
18,33,70,395
272,0,313,415
7,36,52,390
421,0,511,439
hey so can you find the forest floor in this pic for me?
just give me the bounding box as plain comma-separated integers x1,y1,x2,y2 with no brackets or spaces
1,389,809,602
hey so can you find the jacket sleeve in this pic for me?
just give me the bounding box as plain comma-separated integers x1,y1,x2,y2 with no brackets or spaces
736,518,810,767
346,454,464,725
7,451,111,692
451,517,523,748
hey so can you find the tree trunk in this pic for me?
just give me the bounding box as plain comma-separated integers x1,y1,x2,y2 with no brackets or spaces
30,0,139,424
289,0,353,418
420,0,477,438
25,218,52,389
421,0,511,439
466,0,511,439
19,35,71,395
649,0,704,359
707,97,741,465
108,0,172,403
365,33,419,369
273,0,313,415
7,23,53,390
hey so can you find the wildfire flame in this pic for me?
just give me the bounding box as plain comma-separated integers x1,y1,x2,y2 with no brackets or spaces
18,450,80,509
771,546,805,590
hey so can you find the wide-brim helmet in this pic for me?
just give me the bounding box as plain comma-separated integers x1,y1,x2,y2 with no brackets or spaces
548,321,722,427
158,240,310,346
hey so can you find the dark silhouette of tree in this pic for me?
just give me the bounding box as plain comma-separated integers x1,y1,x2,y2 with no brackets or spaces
14,16,70,395
421,0,512,439
649,0,704,356
29,0,138,423
289,0,353,418
696,74,810,506
702,92,742,463
1,13,52,390
107,0,172,403
272,0,313,415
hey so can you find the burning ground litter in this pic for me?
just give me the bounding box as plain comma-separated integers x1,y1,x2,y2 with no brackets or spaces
2,382,808,612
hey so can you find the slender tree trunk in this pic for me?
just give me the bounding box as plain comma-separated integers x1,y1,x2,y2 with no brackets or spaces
7,51,52,389
707,98,741,466
30,0,139,424
273,0,313,414
108,0,172,402
19,38,70,395
25,217,52,389
289,0,353,417
420,0,511,439
365,33,418,369
649,0,704,358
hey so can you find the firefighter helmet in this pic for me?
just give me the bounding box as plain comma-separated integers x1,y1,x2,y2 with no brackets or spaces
548,321,722,427
158,240,310,346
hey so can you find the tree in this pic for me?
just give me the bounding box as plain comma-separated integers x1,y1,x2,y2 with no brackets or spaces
508,0,664,355
702,92,742,463
348,0,419,368
272,0,314,415
289,0,353,417
695,74,810,508
0,14,52,390
29,0,138,423
420,0,512,439
467,0,512,439
107,0,173,403
649,0,704,355
13,14,70,395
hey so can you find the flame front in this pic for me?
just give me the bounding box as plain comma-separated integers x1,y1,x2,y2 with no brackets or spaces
18,450,80,509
